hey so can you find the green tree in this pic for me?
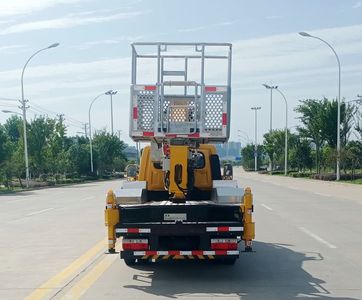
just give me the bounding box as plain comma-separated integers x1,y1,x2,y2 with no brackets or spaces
92,131,127,175
295,99,327,173
4,115,22,142
241,143,264,171
66,143,90,175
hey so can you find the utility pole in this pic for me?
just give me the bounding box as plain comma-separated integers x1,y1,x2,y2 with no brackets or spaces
117,129,121,140
251,107,261,171
84,123,88,138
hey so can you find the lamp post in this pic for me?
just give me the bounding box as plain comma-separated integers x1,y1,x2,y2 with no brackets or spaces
299,31,341,180
262,84,277,171
105,90,117,135
275,88,288,176
88,90,112,173
20,43,59,188
262,84,278,133
251,107,261,171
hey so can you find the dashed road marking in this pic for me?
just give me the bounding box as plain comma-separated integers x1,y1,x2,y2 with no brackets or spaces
299,227,336,249
314,192,331,197
26,208,55,216
261,204,273,211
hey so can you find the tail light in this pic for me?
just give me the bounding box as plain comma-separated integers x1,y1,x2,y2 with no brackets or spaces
122,238,148,250
211,238,237,250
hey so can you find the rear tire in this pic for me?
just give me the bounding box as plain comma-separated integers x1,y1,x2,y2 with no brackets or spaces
124,259,136,266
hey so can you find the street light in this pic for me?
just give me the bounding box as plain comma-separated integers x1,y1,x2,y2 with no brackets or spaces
105,90,117,135
251,107,261,171
262,84,278,133
20,43,60,188
263,84,277,171
299,31,341,180
275,88,289,176
88,90,112,173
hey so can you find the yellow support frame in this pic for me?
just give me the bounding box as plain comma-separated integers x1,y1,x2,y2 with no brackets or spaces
241,187,255,251
104,189,119,253
169,145,189,199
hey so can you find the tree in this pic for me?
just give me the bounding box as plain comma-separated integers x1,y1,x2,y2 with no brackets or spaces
263,129,289,170
92,131,127,175
66,142,90,175
295,99,327,174
4,115,22,142
241,143,264,171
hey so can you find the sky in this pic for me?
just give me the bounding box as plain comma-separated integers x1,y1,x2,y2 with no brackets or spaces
0,0,361,146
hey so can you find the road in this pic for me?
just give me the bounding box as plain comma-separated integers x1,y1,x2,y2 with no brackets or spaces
1,171,362,300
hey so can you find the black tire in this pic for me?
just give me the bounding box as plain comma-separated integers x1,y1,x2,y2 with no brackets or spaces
124,259,136,266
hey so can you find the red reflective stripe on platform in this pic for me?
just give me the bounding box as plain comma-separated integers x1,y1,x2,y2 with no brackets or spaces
218,226,229,232
143,132,154,137
146,250,157,256
188,133,200,138
127,228,139,233
192,250,203,255
215,250,228,255
122,243,148,250
222,113,227,125
205,86,217,92
211,243,238,250
133,107,138,119
165,134,177,138
144,85,156,91
168,250,180,256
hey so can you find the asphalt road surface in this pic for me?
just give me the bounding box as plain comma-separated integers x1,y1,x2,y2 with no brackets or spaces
1,171,362,300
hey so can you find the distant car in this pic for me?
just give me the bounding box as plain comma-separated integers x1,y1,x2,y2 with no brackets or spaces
222,163,233,180
125,164,138,181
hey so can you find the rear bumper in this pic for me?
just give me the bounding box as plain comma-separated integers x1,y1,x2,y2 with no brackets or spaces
121,249,239,260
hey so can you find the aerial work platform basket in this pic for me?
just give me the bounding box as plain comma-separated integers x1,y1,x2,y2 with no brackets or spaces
129,42,232,144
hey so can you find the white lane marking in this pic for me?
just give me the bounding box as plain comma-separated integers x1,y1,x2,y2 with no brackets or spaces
261,204,273,211
289,186,301,191
26,208,55,216
314,192,331,197
299,227,336,249
79,196,95,201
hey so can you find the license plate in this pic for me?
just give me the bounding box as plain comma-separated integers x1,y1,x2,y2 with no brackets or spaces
164,213,187,221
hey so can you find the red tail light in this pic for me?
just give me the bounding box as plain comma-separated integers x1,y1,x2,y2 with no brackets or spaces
211,238,237,250
122,239,148,250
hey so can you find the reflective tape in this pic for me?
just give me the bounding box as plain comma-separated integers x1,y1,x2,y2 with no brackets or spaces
206,226,243,232
131,250,239,256
116,228,151,233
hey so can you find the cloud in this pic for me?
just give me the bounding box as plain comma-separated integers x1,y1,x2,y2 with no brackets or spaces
1,23,362,140
71,36,143,50
265,15,282,20
0,0,85,16
353,1,362,8
178,20,237,33
0,10,147,35
0,45,26,53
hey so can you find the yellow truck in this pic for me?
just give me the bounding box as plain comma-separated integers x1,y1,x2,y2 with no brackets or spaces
105,43,255,265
